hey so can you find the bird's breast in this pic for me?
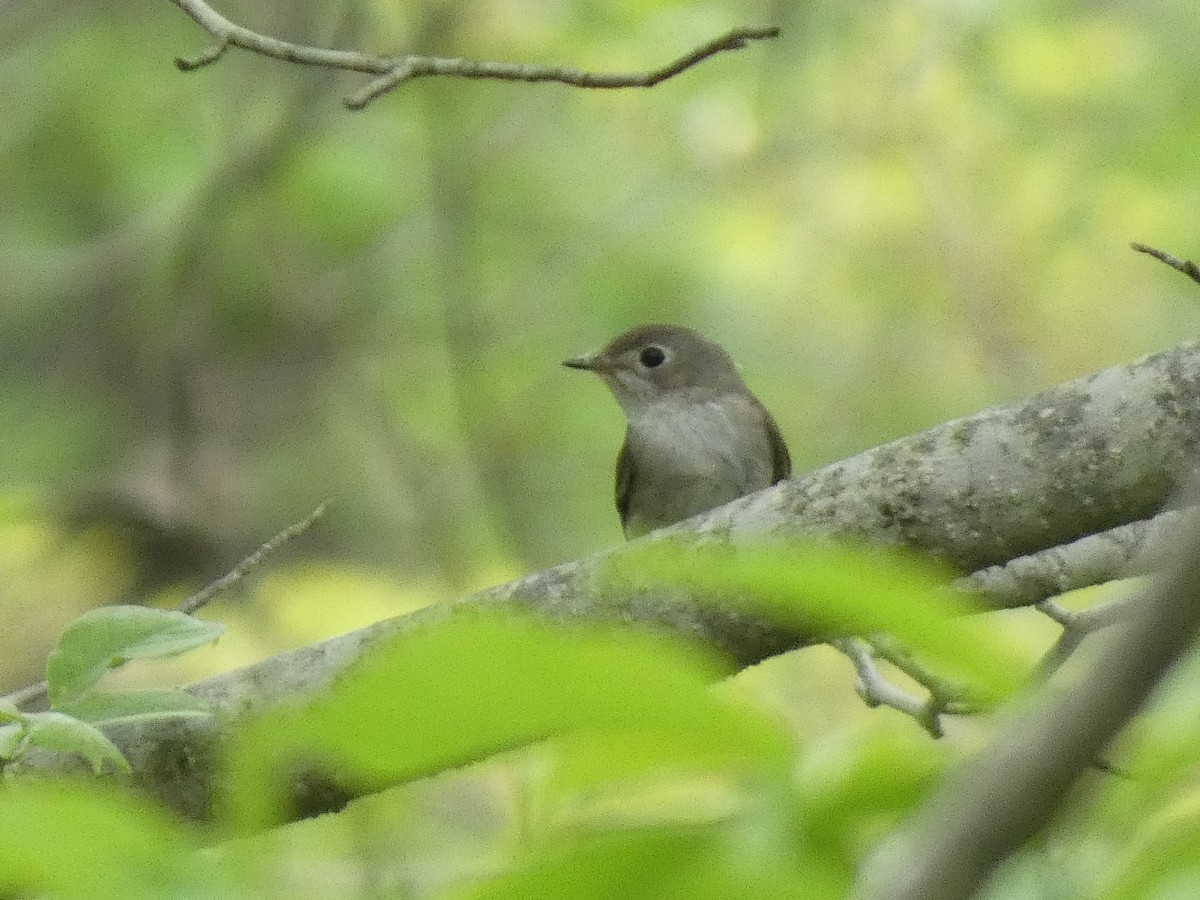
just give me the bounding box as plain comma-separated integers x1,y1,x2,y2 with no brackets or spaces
622,397,775,534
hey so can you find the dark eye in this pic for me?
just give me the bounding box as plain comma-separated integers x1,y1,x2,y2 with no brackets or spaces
639,345,666,368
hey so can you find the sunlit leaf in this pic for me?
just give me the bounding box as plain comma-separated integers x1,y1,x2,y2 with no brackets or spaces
1099,788,1200,900
543,725,778,815
19,711,129,774
609,539,1024,703
57,689,212,726
791,723,949,867
0,780,234,900
228,610,794,830
47,606,225,705
453,818,844,900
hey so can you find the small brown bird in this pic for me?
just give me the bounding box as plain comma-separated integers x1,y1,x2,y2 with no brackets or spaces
564,324,790,538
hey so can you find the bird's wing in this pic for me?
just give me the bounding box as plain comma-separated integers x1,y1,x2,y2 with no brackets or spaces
615,433,635,531
763,408,791,484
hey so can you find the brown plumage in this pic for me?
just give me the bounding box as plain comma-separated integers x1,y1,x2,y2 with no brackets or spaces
565,324,790,538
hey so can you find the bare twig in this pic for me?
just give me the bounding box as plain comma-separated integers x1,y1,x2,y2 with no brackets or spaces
829,634,976,737
177,502,327,616
970,507,1185,678
166,0,780,109
175,37,228,70
827,507,1183,734
868,635,975,713
345,60,416,110
829,503,1163,734
3,504,328,711
1034,595,1133,679
831,638,946,737
956,508,1187,678
1131,242,1200,287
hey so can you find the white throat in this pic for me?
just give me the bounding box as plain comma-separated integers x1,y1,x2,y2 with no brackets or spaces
626,397,751,472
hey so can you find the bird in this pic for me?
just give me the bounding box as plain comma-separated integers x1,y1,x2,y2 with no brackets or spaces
564,324,790,538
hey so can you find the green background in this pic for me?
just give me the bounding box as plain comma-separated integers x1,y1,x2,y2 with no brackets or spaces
3,0,1199,690
6,2,1200,897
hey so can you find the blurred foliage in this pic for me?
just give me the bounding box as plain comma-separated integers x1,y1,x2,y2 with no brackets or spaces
611,538,1027,703
4,0,1200,895
5,0,1200,668
3,576,1200,898
0,602,951,898
225,610,787,829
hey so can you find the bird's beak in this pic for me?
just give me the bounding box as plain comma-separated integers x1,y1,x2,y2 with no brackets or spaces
563,354,599,371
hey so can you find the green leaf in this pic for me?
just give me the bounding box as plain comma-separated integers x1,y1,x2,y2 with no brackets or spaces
1099,789,1200,900
791,722,948,869
0,698,21,723
543,727,771,812
57,689,212,726
609,539,1025,704
0,780,235,900
21,711,130,773
0,724,24,758
454,820,844,900
47,606,225,705
228,610,794,830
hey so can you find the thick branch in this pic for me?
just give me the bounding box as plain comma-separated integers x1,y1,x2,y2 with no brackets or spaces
168,0,779,108
957,507,1181,608
22,338,1200,817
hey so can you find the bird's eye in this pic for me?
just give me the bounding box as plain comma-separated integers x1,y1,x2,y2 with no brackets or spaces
639,345,666,368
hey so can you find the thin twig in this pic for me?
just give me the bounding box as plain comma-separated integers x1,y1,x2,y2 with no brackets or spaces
1131,242,1200,287
820,505,1174,734
3,504,328,711
831,638,944,737
1034,595,1133,679
345,60,416,110
177,502,327,615
167,0,780,108
175,37,228,71
867,634,975,714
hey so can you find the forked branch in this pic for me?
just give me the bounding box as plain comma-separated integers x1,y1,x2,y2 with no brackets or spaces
168,0,780,109
831,637,974,738
829,507,1185,734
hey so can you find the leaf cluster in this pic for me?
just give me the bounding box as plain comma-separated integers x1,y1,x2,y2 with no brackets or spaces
1,607,223,773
